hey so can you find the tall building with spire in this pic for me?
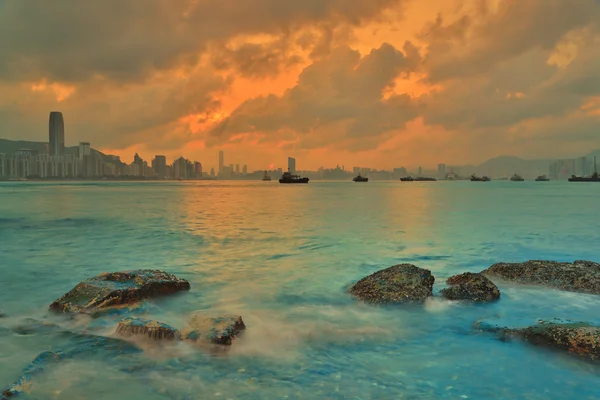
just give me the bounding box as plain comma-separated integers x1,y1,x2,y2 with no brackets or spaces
49,111,65,156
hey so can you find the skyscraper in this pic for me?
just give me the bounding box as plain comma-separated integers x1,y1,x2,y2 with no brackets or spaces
218,151,224,175
152,155,167,179
78,142,91,158
288,157,296,173
437,164,447,178
49,111,65,156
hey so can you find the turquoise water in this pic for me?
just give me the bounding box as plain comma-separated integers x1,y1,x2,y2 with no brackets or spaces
1,180,600,399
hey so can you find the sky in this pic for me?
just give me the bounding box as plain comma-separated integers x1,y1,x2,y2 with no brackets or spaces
1,0,599,171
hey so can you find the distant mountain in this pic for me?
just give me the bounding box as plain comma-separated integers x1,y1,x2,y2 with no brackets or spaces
0,138,124,166
448,151,600,178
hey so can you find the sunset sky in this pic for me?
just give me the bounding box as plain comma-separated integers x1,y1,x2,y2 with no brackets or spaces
1,0,599,171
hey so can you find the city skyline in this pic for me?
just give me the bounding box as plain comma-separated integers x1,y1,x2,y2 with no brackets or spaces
1,110,599,180
1,1,599,170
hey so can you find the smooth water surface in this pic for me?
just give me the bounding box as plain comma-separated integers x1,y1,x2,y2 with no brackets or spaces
1,180,599,399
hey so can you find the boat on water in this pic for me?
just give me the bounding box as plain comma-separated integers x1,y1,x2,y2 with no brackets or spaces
470,174,491,182
261,171,272,181
535,175,550,181
569,156,600,182
400,176,437,182
353,174,368,182
510,173,524,181
279,170,309,184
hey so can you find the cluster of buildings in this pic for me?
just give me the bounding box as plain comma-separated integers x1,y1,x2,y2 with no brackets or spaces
4,111,594,181
549,157,596,180
0,111,247,180
0,112,118,179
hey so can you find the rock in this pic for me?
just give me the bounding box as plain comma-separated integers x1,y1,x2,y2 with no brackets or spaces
1,334,141,399
348,264,434,304
477,319,600,362
116,317,180,340
65,333,142,358
11,318,65,336
49,269,191,314
181,314,246,345
481,260,600,294
2,351,64,399
440,272,500,302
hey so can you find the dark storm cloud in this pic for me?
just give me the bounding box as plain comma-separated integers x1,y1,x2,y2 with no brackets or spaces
0,0,405,83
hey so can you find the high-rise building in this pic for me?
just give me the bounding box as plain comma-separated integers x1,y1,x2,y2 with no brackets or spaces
78,142,91,159
235,164,240,174
49,111,65,156
242,165,247,175
152,155,167,179
194,162,203,178
437,163,447,178
288,157,296,173
218,151,224,175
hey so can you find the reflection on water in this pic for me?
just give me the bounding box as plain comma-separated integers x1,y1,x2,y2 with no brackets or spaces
1,181,600,399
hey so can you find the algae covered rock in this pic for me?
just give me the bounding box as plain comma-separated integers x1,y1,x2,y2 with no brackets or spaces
116,317,180,341
49,269,190,314
348,264,434,304
440,272,500,302
181,314,246,345
481,260,600,294
477,319,600,362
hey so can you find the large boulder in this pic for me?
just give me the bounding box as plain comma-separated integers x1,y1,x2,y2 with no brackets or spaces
49,270,190,314
481,260,600,294
348,264,434,304
181,314,246,345
476,319,600,362
440,272,500,302
116,317,180,341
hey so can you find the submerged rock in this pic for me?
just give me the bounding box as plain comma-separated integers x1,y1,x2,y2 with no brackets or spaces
348,264,434,304
11,318,65,336
65,333,142,358
476,319,600,362
49,269,190,314
181,314,246,345
440,272,500,302
1,333,141,399
116,317,180,340
481,260,600,294
2,351,64,399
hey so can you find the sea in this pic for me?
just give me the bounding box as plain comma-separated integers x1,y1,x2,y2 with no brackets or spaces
0,180,599,399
